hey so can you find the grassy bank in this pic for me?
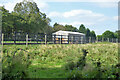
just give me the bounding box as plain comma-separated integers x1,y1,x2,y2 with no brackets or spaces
2,43,119,79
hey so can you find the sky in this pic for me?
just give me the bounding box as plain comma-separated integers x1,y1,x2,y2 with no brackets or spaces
0,0,119,35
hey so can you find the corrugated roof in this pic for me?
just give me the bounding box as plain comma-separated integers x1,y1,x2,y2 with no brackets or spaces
52,30,85,35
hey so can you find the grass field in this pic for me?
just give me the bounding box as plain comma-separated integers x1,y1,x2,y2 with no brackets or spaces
2,42,119,79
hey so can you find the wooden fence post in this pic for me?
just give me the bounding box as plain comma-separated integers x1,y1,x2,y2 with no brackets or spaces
37,35,38,44
73,36,74,44
68,35,69,44
14,32,16,44
0,33,3,78
112,38,113,42
45,33,47,45
81,36,83,44
107,38,109,42
60,35,62,44
26,34,28,47
71,36,73,44
84,37,86,44
60,35,61,44
116,38,118,43
54,35,56,44
96,37,98,43
102,38,104,42
1,33,4,58
89,37,91,43
2,33,4,47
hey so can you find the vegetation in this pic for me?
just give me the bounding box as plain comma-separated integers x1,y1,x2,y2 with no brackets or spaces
2,43,119,79
1,0,119,79
1,0,118,40
1,0,52,34
97,30,119,41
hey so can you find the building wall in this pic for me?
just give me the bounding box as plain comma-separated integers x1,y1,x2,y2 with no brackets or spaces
52,34,85,44
69,34,85,44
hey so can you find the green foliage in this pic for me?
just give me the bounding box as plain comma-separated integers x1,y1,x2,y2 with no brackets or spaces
97,35,102,40
97,30,118,41
53,23,65,32
86,28,90,37
13,0,52,34
53,23,79,32
90,31,96,39
1,0,52,34
102,30,115,38
64,61,76,70
2,43,118,78
2,47,32,79
65,24,78,32
79,24,86,34
78,24,96,39
1,6,14,33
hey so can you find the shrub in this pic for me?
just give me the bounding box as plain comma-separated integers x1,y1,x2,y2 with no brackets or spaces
2,49,31,79
64,61,76,70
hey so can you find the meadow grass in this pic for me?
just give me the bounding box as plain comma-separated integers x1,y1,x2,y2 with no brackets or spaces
2,42,119,78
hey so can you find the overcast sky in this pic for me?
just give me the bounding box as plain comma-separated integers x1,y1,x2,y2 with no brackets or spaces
0,0,119,35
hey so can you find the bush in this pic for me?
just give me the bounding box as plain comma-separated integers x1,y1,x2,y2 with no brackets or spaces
2,49,31,79
64,61,76,70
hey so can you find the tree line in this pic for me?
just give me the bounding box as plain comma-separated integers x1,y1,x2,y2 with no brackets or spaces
53,23,96,39
97,30,119,40
0,0,118,39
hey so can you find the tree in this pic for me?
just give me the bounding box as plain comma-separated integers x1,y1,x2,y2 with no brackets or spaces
13,0,51,33
79,24,86,34
1,6,14,33
65,25,78,32
53,22,59,27
97,35,102,40
114,30,119,38
90,31,96,39
102,30,115,38
53,23,65,32
86,28,90,37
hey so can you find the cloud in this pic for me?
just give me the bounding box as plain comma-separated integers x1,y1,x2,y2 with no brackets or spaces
0,0,21,12
59,22,94,28
113,16,118,20
35,0,119,2
0,0,48,13
33,0,49,13
63,9,104,18
113,16,120,21
48,12,62,17
95,2,117,8
48,9,107,27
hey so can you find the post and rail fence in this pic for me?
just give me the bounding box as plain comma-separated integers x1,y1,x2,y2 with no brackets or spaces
0,32,119,46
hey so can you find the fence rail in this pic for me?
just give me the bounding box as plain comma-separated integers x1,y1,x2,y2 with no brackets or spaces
0,32,119,45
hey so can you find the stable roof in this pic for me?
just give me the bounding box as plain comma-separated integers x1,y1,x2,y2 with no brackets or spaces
52,30,85,36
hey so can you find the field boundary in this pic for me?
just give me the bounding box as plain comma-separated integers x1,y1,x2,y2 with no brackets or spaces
1,32,118,45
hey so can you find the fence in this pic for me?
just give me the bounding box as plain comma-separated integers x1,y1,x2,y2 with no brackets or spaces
0,32,119,45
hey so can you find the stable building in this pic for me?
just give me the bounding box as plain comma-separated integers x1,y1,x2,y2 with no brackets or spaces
52,30,85,44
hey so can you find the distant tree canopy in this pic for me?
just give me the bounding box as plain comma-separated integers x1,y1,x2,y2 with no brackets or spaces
2,0,117,40
78,24,96,39
65,25,79,32
53,23,79,32
90,31,96,39
97,35,102,40
1,0,97,37
1,0,52,34
97,30,118,40
79,24,86,34
102,30,115,38
53,23,65,32
14,0,51,34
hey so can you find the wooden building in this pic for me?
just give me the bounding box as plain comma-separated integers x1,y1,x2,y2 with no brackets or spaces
52,30,85,44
